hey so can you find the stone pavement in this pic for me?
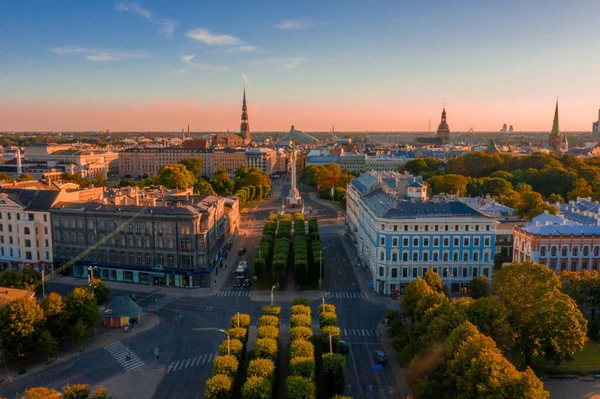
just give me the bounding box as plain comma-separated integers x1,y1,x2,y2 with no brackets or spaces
0,313,160,388
95,362,165,399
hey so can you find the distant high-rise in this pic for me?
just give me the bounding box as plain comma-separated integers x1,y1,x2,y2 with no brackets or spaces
508,125,513,133
592,109,600,141
436,107,450,145
501,123,507,132
240,88,251,143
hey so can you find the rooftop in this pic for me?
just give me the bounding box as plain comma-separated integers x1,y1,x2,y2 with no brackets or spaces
518,212,600,235
0,287,36,307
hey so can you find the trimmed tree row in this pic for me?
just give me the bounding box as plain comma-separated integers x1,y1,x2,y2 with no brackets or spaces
273,214,292,286
255,214,278,279
286,297,317,399
204,313,251,399
318,303,346,398
241,305,281,399
293,213,309,286
235,184,271,207
307,219,322,285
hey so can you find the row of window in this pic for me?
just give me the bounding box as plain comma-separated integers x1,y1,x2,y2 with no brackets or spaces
53,219,194,235
379,266,491,279
0,225,48,236
0,247,50,260
539,258,600,272
380,236,492,248
380,223,492,232
56,232,197,251
56,248,194,268
539,245,600,257
0,212,47,222
0,236,49,248
379,250,491,263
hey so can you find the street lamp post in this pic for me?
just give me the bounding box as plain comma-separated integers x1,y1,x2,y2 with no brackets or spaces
217,329,231,355
271,285,276,306
88,266,95,294
255,245,261,259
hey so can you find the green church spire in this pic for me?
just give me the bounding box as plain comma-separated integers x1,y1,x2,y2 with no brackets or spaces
551,98,559,136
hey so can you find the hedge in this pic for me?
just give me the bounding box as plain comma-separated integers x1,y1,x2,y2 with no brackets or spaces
254,338,278,361
230,313,251,329
290,339,314,359
258,315,280,328
261,305,281,317
218,338,244,358
320,326,341,353
290,314,312,328
227,327,248,345
286,376,316,399
319,304,336,314
204,374,233,399
290,326,313,342
291,304,311,316
319,312,338,327
247,358,275,381
323,353,346,396
293,297,309,306
289,357,316,379
257,326,280,341
241,376,272,399
212,355,239,378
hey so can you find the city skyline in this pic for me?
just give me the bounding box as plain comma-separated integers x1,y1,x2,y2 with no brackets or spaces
1,0,600,132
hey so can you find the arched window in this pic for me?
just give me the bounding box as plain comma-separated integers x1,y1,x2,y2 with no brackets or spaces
453,252,458,262
551,246,557,256
412,252,418,262
583,246,589,256
473,252,479,262
595,246,600,257
573,246,579,256
540,246,546,256
380,252,384,261
423,252,429,262
463,251,469,262
392,253,398,262
402,253,408,262
484,253,489,262
433,252,439,262
562,246,568,257
443,252,449,262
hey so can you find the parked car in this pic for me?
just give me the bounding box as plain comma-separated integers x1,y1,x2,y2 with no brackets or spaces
238,248,246,255
339,340,349,354
243,278,251,288
234,278,243,288
374,349,386,363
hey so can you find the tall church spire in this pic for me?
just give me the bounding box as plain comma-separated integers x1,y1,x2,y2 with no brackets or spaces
551,98,559,136
549,98,561,151
240,87,250,143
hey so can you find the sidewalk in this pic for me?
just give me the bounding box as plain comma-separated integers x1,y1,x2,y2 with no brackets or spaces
377,324,411,399
0,313,160,387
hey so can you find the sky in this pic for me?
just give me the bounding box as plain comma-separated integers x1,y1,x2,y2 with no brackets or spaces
1,0,599,132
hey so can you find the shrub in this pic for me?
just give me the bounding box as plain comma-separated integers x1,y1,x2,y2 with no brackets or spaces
204,374,233,399
291,305,311,316
321,326,341,353
228,327,248,344
261,305,281,317
290,326,313,342
247,358,276,381
257,326,280,341
255,338,278,360
218,338,244,358
319,304,336,314
212,355,239,378
293,297,309,306
258,315,280,328
290,339,314,359
319,312,338,327
230,313,251,329
286,376,316,399
289,357,315,379
290,314,312,328
241,376,272,399
322,353,346,396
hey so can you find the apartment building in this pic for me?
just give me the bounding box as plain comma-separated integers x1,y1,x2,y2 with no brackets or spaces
118,148,215,178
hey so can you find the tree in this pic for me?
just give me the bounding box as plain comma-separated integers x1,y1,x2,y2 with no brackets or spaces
119,178,137,187
493,262,587,366
204,374,233,399
465,296,513,353
247,358,275,380
317,163,341,190
194,178,216,195
218,338,244,358
290,339,314,359
16,173,33,182
0,297,44,355
0,268,42,291
20,387,62,399
241,376,272,399
254,338,278,360
37,329,58,362
42,292,68,339
423,269,447,295
560,270,600,320
0,172,13,182
88,278,111,305
517,189,557,219
290,357,315,378
427,174,468,196
211,168,234,196
402,278,436,321
322,353,345,396
156,164,196,189
73,318,91,350
567,178,593,200
62,384,91,399
65,287,100,331
285,376,316,399
468,275,491,299
178,157,205,177
213,355,239,378
92,173,107,188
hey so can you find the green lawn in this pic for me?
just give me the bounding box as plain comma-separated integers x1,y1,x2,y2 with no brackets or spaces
512,341,600,375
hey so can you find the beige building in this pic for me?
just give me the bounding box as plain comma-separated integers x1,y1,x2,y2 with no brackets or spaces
214,148,247,175
24,145,118,178
118,148,215,178
246,148,277,174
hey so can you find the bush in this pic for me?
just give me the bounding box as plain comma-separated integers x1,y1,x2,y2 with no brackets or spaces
321,326,341,353
228,327,248,344
290,314,312,328
218,338,244,358
258,315,280,328
204,374,233,399
213,355,239,378
322,353,346,396
319,312,338,327
290,339,314,359
289,357,315,379
290,326,313,342
286,376,316,399
247,358,276,381
319,304,336,314
230,313,251,329
241,376,272,399
257,326,280,341
588,319,600,341
291,305,311,316
261,306,281,317
293,297,309,306
255,338,278,360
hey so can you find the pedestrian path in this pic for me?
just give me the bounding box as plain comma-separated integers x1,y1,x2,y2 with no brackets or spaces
216,290,251,297
328,291,364,299
104,341,145,371
166,352,218,373
341,328,379,338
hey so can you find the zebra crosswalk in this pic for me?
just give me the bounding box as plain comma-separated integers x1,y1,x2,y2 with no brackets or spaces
341,329,379,338
104,341,145,371
167,352,218,373
217,290,251,297
328,292,364,299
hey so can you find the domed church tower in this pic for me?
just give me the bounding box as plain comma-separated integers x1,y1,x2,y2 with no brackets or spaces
436,107,450,145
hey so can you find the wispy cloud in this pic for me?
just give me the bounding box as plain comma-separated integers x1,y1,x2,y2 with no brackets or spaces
116,2,174,39
251,56,307,69
49,46,148,61
168,54,229,75
276,19,315,30
181,54,196,64
238,45,257,52
186,28,242,46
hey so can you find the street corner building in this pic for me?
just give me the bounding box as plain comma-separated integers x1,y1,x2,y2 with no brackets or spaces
49,191,240,288
346,171,496,295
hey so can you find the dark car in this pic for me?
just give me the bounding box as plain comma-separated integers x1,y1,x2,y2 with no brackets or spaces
243,278,251,288
339,340,349,354
374,349,386,363
234,278,243,288
238,248,246,255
